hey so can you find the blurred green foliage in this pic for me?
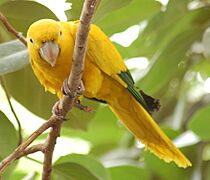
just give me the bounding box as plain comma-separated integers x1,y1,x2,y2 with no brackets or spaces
0,111,18,179
189,105,210,141
53,154,110,179
0,0,210,179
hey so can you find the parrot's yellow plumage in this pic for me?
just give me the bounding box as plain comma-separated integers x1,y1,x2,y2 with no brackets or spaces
27,19,191,168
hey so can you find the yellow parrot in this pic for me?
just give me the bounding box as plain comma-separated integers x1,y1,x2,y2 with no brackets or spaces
27,19,191,168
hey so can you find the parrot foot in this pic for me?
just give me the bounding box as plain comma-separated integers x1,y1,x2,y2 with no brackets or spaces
53,80,91,116
74,99,95,112
62,79,85,97
52,99,94,118
52,101,67,120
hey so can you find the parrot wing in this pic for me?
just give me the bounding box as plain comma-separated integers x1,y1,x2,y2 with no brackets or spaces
69,21,154,112
87,24,150,111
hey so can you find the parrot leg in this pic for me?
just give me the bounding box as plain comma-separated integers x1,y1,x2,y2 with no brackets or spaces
74,99,95,112
52,80,90,118
52,99,94,118
52,101,67,120
62,79,85,97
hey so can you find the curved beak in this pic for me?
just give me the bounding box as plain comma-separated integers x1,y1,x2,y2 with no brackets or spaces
39,41,60,67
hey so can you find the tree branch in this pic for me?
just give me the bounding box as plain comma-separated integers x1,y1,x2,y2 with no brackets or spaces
0,0,97,179
42,124,62,179
0,117,56,174
42,1,97,178
0,12,27,46
17,144,45,159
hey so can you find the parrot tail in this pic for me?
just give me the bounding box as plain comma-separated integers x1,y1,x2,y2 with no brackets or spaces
109,89,192,168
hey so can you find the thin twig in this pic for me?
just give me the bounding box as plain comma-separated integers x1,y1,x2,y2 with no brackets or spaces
17,144,45,159
25,156,43,165
0,77,23,145
0,12,27,46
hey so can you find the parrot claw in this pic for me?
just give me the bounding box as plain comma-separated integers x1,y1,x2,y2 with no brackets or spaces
62,79,85,97
52,99,94,119
52,101,66,120
74,99,95,112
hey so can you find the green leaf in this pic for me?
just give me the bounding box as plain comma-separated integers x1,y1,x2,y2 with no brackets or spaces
10,171,39,180
0,40,29,75
95,0,161,36
191,59,210,78
0,0,7,6
108,165,149,180
53,154,110,180
0,111,18,178
65,0,84,20
66,0,159,36
0,0,58,36
116,0,189,58
93,0,132,23
66,0,133,25
65,98,99,130
61,105,125,155
3,66,58,119
116,1,210,60
188,105,210,141
137,29,200,94
202,143,210,161
53,163,99,180
0,111,18,157
202,27,210,59
130,4,210,95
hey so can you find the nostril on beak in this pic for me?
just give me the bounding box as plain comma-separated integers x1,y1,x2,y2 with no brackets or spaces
39,41,60,67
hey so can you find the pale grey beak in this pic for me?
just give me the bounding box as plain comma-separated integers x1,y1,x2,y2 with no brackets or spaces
39,41,60,67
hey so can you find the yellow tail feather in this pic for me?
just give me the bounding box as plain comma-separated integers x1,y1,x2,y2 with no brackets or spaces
109,90,191,168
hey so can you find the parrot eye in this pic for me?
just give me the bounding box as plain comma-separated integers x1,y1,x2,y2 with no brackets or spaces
30,37,34,44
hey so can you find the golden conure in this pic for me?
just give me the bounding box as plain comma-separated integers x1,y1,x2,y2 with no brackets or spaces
27,19,191,168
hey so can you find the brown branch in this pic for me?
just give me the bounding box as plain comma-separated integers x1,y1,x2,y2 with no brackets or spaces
0,143,44,178
41,1,97,179
0,0,97,179
42,124,62,179
0,12,27,46
17,144,45,159
0,117,56,174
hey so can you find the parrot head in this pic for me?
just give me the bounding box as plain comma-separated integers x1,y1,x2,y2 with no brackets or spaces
27,19,63,67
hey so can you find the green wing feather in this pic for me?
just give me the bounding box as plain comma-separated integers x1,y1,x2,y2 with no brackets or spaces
118,71,150,113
